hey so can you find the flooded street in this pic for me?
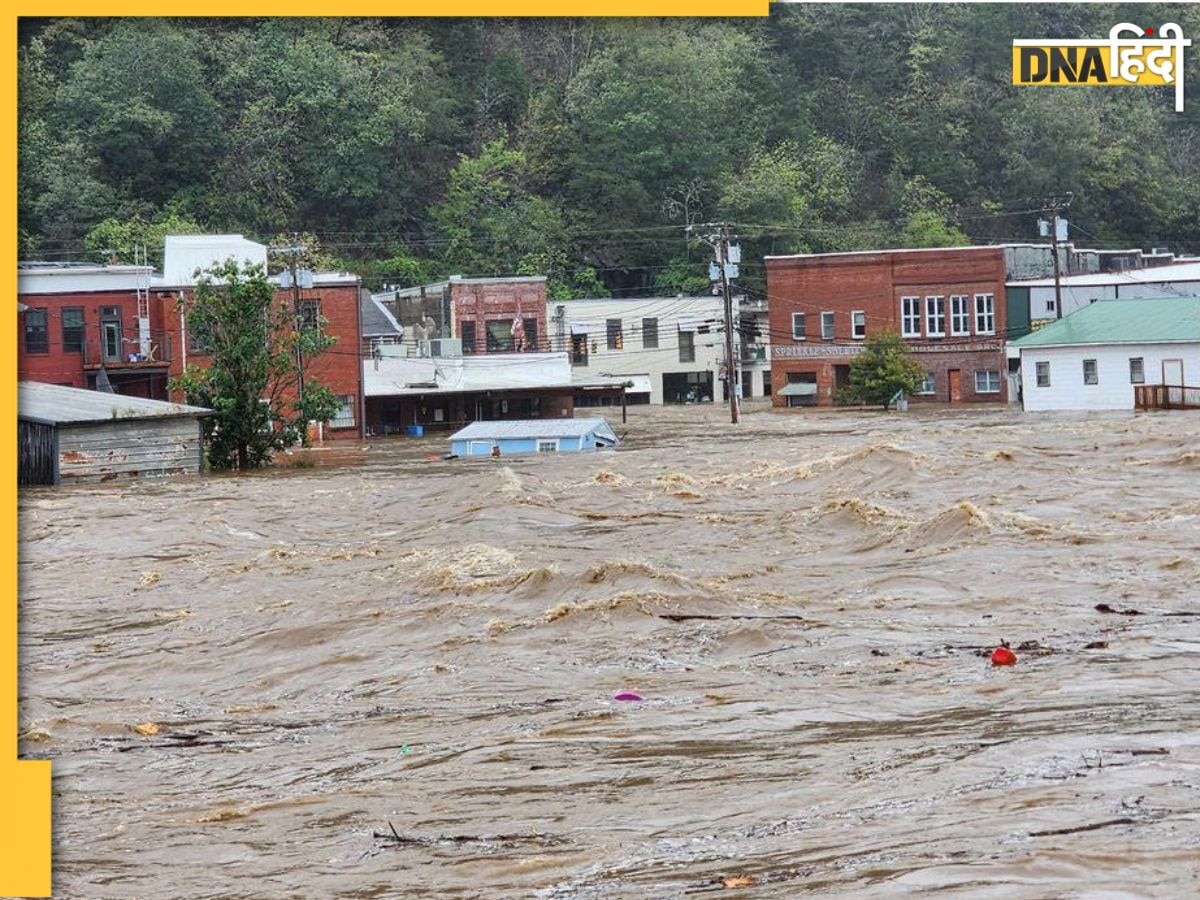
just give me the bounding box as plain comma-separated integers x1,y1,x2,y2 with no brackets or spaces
17,404,1200,898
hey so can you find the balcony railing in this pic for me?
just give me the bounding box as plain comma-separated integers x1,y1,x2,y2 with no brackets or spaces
82,328,173,369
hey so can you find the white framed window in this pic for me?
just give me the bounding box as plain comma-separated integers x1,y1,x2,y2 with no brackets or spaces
1129,357,1145,384
851,310,866,339
925,296,945,337
974,293,995,335
1046,298,1056,314
1036,361,1050,387
901,296,921,337
536,439,559,453
950,295,970,335
918,373,936,395
974,370,1001,394
1083,358,1098,385
792,312,807,341
821,311,835,340
329,395,355,428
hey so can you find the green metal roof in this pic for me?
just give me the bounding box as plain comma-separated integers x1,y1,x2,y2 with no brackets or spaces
1010,297,1200,348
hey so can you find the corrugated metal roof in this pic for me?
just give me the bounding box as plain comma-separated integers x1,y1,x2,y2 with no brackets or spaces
18,382,213,427
1009,297,1200,348
1007,260,1200,288
451,417,616,442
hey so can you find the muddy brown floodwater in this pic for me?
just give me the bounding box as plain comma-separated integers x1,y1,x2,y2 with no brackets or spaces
17,404,1200,898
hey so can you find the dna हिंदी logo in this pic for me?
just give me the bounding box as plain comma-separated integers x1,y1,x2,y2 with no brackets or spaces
1013,23,1190,112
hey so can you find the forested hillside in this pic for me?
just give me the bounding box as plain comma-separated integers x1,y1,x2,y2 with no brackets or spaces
18,7,1200,295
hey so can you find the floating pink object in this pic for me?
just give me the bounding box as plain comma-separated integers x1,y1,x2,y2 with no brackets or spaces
612,691,644,702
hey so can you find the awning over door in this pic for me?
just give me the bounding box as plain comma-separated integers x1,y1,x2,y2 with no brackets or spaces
777,381,817,397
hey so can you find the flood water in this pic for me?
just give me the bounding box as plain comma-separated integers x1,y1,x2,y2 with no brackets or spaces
18,403,1200,898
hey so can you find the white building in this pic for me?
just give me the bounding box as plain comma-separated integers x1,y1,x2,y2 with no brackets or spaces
1011,297,1200,411
548,295,770,405
1008,260,1200,323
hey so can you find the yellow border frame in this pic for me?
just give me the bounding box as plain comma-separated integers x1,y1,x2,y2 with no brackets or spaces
4,6,769,895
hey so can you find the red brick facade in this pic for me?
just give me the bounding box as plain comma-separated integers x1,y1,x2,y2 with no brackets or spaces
452,277,549,354
19,275,364,439
766,247,1009,406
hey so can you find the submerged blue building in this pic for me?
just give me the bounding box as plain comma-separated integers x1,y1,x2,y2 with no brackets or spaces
450,417,619,457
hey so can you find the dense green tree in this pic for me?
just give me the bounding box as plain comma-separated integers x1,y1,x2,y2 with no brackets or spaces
843,331,926,410
171,260,340,471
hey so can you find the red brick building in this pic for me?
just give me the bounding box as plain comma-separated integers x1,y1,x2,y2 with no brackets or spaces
18,247,365,439
766,247,1009,406
451,275,549,354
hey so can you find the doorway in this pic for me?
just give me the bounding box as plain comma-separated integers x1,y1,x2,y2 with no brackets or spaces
948,368,962,403
101,307,123,362
1163,358,1184,386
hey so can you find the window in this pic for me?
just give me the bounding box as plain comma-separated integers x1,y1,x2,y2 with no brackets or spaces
1083,358,1098,385
1129,357,1145,384
821,311,835,340
188,319,213,354
536,440,558,453
1046,298,1056,314
329,395,355,428
62,307,85,353
901,297,921,337
642,318,659,349
974,370,1001,394
678,329,695,363
24,308,48,354
486,320,512,352
523,318,539,352
925,296,945,337
298,299,322,334
461,321,476,354
918,373,936,395
974,293,995,335
1036,361,1050,387
570,331,589,365
851,311,866,340
950,295,970,336
792,312,807,341
607,318,622,350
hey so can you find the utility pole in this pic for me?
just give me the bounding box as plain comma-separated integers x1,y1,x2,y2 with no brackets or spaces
272,238,306,403
1041,194,1073,320
718,224,740,425
689,223,740,424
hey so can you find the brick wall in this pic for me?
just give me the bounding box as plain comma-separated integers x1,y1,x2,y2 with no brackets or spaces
452,280,549,353
767,248,1009,405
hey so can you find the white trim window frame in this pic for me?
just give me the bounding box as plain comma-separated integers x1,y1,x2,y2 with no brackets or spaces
792,312,807,341
925,296,945,337
821,310,835,340
1129,357,1145,384
900,296,921,338
1083,358,1099,385
918,372,936,395
974,293,996,335
1036,361,1050,387
536,439,559,453
974,370,1000,394
950,295,970,336
851,310,866,340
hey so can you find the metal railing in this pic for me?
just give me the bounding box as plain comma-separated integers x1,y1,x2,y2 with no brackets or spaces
1135,384,1200,410
82,328,173,368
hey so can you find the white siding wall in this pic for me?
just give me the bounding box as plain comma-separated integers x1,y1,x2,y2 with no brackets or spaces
552,297,727,404
1029,280,1200,320
1020,342,1200,411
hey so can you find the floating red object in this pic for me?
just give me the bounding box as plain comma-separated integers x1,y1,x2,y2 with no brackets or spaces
991,646,1018,666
